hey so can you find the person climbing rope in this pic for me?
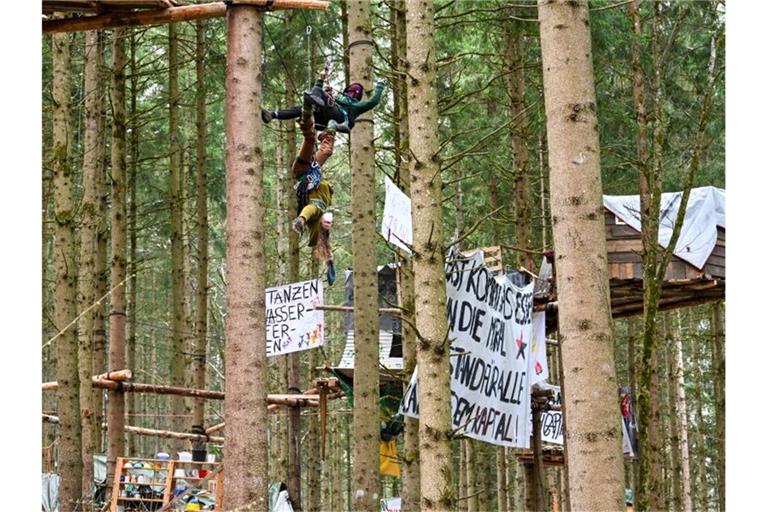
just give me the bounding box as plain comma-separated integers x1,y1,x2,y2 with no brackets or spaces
292,106,337,285
262,70,386,134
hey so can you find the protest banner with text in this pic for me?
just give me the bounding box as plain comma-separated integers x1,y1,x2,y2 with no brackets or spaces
266,279,324,357
401,251,534,448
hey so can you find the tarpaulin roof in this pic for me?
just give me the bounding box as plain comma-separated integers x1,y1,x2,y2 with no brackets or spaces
603,186,725,270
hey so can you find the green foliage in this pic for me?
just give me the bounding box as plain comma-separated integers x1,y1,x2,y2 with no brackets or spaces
41,1,725,495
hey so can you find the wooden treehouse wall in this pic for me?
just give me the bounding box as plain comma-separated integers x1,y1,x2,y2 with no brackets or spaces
604,211,725,281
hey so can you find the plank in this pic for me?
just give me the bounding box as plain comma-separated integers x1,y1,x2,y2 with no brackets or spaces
606,239,643,253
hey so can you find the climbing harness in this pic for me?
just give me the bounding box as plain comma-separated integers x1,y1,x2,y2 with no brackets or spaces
295,162,323,215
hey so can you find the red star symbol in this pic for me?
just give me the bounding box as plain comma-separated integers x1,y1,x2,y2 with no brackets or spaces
516,331,527,360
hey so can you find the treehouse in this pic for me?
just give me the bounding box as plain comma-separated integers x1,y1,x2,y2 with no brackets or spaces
602,186,725,317
334,264,404,385
334,187,725,367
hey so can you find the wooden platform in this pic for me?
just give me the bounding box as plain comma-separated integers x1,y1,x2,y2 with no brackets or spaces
534,211,724,323
604,210,724,317
514,447,565,466
43,0,178,15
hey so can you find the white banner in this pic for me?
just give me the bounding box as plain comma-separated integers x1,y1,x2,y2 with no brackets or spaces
535,383,563,444
381,176,413,254
528,312,549,387
266,279,324,357
401,251,534,448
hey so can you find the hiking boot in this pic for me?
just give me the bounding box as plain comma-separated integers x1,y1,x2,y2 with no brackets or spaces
303,86,326,108
261,109,273,124
325,119,339,134
291,216,306,237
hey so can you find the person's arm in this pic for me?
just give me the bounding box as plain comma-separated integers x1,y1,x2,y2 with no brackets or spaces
335,82,385,113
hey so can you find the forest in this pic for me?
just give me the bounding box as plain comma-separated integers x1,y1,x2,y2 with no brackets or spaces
39,0,725,511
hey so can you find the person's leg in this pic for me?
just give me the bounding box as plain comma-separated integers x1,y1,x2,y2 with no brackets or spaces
269,106,302,121
298,203,321,224
315,131,336,167
304,86,326,108
292,117,317,178
292,202,318,238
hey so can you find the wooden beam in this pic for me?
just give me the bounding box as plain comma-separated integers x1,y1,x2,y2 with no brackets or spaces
44,414,226,442
43,0,329,35
205,422,226,435
95,368,133,381
42,368,133,390
122,424,225,444
314,304,403,317
42,379,337,407
44,2,226,34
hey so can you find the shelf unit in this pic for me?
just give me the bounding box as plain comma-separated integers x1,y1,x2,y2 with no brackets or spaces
110,457,223,511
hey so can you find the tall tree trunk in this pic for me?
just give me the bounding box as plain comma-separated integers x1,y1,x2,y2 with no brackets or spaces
664,316,682,511
711,301,725,511
223,5,268,508
52,26,83,510
496,446,508,512
629,0,650,199
537,1,625,510
306,346,321,511
507,19,539,509
77,29,102,509
192,18,209,434
505,17,533,270
405,1,454,510
271,115,288,487
554,330,571,512
453,165,464,241
635,2,665,509
465,440,478,512
673,313,693,512
93,131,109,455
126,26,139,458
106,26,128,502
688,311,709,511
283,63,303,509
458,442,467,512
391,2,420,509
168,21,187,450
348,1,381,510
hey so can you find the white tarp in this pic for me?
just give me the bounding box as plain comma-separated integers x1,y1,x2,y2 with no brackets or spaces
266,279,324,357
381,497,402,512
42,473,59,512
337,330,403,371
401,251,534,448
381,176,413,254
602,186,725,269
528,312,548,387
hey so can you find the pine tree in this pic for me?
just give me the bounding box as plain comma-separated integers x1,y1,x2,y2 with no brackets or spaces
168,21,187,449
192,18,209,437
405,1,454,509
537,1,625,509
52,25,83,510
222,5,269,508
348,0,382,509
390,2,421,509
77,29,102,511
106,26,128,502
